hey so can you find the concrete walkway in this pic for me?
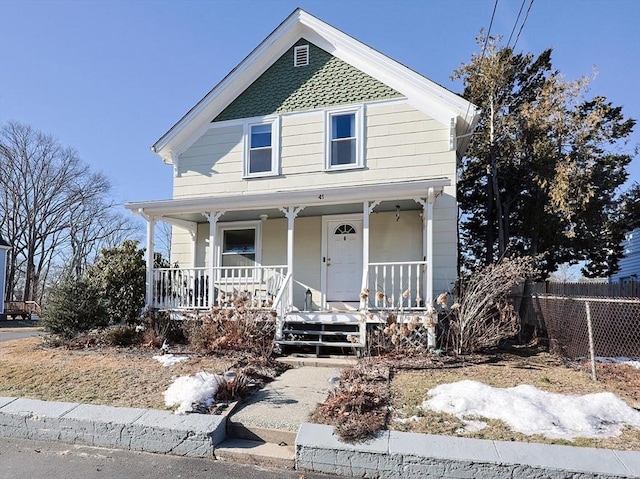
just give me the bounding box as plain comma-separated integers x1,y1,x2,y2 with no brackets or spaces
1,361,639,478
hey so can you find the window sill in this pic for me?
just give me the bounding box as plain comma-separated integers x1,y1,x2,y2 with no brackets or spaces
242,172,281,180
323,164,364,172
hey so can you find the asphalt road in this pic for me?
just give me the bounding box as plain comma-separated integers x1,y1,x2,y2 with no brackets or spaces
0,328,43,343
0,437,341,479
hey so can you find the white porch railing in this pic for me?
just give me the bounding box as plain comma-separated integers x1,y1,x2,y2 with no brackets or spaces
273,272,292,341
152,265,287,310
363,261,427,311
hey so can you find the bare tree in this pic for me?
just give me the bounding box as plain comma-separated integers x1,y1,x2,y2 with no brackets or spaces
0,121,136,303
155,221,173,261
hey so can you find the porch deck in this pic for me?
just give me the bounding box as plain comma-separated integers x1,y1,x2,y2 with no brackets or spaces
149,261,434,356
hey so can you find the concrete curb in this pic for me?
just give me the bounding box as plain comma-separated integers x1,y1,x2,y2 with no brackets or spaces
0,397,225,457
2,397,639,478
295,423,640,479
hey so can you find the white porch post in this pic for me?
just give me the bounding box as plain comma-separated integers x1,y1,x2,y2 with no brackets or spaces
205,212,224,308
415,189,436,348
190,230,197,267
279,206,304,308
426,187,435,306
139,210,156,309
362,200,380,309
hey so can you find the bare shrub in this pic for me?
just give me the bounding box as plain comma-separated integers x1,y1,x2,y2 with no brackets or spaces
310,362,390,442
443,257,535,355
137,310,186,348
185,297,277,358
367,313,437,356
101,326,138,346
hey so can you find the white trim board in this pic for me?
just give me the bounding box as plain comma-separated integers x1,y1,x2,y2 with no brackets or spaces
151,8,480,164
126,179,450,218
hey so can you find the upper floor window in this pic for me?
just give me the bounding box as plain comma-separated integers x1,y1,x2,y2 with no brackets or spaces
244,117,280,177
324,106,364,171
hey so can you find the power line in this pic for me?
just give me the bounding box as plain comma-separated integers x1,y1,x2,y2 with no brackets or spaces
512,0,535,51
458,0,500,146
506,0,527,49
480,0,500,62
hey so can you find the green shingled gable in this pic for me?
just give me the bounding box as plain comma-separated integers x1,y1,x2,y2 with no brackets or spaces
213,39,402,122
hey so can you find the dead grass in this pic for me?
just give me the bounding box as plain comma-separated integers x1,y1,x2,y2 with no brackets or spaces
0,337,235,409
390,349,640,451
3,336,639,450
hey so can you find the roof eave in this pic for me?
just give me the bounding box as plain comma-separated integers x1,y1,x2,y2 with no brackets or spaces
152,8,480,164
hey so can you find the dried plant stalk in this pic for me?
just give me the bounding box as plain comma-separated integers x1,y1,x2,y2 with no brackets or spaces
445,257,535,355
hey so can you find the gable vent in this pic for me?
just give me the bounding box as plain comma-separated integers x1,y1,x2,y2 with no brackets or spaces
294,45,309,67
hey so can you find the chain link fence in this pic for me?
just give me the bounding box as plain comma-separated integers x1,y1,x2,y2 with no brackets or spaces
534,295,640,360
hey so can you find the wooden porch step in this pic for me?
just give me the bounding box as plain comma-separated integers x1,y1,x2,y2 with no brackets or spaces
275,340,363,348
281,329,356,336
285,312,362,323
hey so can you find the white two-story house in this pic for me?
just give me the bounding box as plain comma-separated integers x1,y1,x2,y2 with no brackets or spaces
126,9,479,354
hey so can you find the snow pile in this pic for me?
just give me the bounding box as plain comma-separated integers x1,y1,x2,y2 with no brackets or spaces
152,354,189,367
595,357,640,369
164,372,222,414
422,380,640,440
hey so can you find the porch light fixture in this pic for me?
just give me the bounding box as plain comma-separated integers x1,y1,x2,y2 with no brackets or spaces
305,288,313,311
259,214,268,221
395,204,401,222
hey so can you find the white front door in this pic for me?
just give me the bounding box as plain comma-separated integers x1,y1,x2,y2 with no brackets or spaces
325,219,363,302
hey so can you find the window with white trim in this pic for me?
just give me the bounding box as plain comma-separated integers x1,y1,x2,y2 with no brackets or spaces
324,106,364,170
218,222,262,278
244,117,280,177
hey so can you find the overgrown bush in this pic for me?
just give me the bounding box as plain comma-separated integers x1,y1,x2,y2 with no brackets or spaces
88,240,146,325
185,297,276,358
140,309,185,348
101,325,139,346
42,273,109,339
442,257,535,355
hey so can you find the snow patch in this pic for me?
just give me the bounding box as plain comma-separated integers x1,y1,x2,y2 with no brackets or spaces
164,372,222,414
422,380,640,440
152,354,189,367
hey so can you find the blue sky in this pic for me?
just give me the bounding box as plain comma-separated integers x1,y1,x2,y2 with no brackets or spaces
1,0,638,211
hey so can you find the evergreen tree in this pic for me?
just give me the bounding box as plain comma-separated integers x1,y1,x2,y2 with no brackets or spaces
88,240,146,325
455,36,636,279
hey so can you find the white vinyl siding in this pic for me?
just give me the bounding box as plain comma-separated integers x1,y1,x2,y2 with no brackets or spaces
173,100,452,198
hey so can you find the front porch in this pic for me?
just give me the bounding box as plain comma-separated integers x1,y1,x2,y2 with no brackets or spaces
128,180,454,354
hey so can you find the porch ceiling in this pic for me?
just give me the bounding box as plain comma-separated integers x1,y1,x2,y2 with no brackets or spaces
156,200,422,224
125,178,449,224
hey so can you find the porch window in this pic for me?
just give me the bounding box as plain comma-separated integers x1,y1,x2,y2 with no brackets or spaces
324,106,364,170
221,229,256,269
244,117,280,177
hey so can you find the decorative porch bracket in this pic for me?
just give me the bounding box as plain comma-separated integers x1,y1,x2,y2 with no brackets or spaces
279,206,304,309
161,217,198,266
204,211,225,308
361,200,381,309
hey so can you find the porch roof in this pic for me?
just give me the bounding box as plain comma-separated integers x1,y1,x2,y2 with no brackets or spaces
125,178,450,223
